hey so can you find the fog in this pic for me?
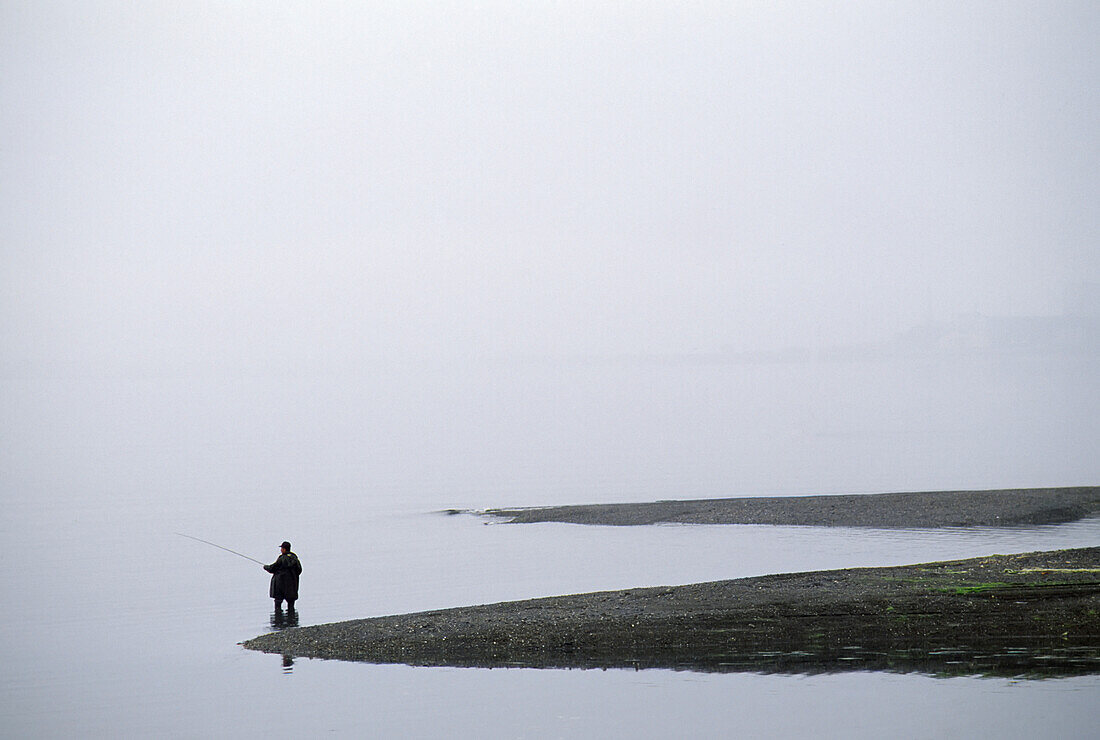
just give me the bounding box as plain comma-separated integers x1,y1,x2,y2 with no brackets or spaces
2,2,1097,508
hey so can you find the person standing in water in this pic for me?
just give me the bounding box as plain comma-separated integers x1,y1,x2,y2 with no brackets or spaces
264,541,302,611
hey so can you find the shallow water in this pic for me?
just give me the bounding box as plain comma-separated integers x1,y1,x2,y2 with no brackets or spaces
3,496,1098,738
2,357,1097,737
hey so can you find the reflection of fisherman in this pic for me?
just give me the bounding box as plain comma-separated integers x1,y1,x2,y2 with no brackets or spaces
263,541,302,611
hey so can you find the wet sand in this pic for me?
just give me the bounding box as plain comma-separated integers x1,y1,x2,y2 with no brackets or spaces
244,547,1100,677
483,486,1100,528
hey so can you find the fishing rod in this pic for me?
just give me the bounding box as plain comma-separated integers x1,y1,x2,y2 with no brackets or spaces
175,532,265,565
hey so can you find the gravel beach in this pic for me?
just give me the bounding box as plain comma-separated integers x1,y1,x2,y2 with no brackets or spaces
244,547,1100,677
483,486,1100,528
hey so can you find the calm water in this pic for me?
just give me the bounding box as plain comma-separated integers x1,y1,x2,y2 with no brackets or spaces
2,356,1097,738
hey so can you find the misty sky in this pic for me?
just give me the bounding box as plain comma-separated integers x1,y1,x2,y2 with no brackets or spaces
3,2,1097,371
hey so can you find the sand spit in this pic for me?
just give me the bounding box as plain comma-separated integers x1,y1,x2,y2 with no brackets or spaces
483,486,1100,528
244,547,1100,677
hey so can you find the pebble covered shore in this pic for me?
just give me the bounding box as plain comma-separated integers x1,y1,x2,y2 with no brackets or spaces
483,486,1100,528
244,546,1100,677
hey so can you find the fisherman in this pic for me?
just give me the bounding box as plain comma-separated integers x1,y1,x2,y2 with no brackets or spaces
263,541,302,611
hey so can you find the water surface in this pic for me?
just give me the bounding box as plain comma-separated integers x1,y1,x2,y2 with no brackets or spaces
2,357,1097,737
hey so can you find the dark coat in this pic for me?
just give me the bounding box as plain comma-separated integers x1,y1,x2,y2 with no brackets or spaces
264,552,302,601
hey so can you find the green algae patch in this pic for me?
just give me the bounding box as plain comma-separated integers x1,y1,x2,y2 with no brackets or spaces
946,582,1016,595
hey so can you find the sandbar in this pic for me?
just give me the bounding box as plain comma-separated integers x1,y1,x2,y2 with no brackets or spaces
483,486,1100,528
244,547,1100,677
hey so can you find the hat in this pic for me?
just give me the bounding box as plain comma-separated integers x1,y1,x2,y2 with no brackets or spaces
280,541,291,550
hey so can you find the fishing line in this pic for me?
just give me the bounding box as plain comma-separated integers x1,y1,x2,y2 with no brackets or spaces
175,532,265,564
